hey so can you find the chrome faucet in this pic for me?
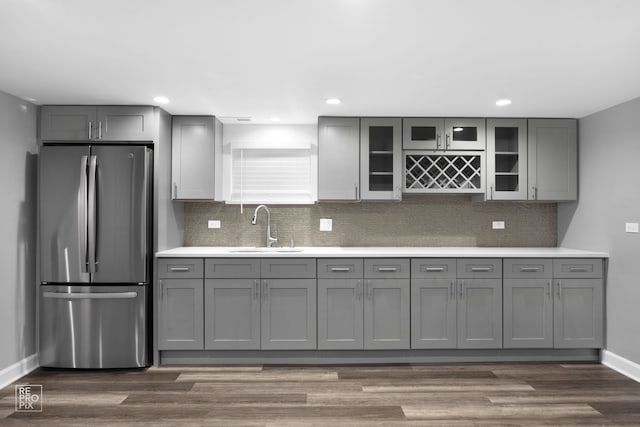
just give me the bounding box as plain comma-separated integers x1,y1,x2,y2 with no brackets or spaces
251,205,278,248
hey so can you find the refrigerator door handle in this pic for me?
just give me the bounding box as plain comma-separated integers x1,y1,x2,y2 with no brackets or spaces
43,291,138,300
79,155,89,274
88,155,98,273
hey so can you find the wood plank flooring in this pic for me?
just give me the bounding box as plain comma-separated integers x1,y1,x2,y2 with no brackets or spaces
1,363,640,426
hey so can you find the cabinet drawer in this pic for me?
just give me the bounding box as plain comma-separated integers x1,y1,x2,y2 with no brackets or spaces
157,258,203,279
503,259,552,279
205,259,260,278
553,259,603,278
411,258,456,278
364,259,410,279
261,259,317,278
317,259,363,279
457,259,502,278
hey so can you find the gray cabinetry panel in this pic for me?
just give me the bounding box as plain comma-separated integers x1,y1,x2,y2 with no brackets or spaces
317,258,363,279
204,279,260,350
503,278,553,348
360,118,402,200
504,259,552,279
553,259,603,279
457,279,502,349
317,278,364,350
261,259,316,278
457,259,502,278
485,118,528,201
261,279,317,350
364,258,410,279
157,258,203,279
205,258,261,278
318,117,361,200
363,279,410,349
411,278,457,349
40,106,96,141
411,258,456,279
528,119,577,201
171,116,216,200
158,278,204,350
98,106,154,141
445,118,486,150
553,279,603,348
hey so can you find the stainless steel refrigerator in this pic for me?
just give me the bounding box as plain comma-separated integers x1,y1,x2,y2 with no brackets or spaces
39,145,152,368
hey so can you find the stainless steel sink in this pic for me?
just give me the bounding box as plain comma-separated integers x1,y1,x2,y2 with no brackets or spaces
228,247,304,253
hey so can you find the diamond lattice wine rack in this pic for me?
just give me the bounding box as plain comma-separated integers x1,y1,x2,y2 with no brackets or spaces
404,151,485,193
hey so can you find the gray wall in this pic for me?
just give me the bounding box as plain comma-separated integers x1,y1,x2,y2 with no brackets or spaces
558,96,640,365
185,196,557,247
0,90,37,371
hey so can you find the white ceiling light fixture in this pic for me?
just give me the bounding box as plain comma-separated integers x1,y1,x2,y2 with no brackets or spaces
153,96,170,104
325,98,342,105
496,99,512,107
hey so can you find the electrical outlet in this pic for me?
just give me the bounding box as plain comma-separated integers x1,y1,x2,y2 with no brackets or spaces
492,221,505,230
625,222,639,233
320,218,332,232
208,220,221,229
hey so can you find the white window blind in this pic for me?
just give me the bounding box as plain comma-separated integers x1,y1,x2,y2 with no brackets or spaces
230,147,314,204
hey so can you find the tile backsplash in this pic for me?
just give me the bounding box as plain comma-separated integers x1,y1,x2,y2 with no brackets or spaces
183,196,556,247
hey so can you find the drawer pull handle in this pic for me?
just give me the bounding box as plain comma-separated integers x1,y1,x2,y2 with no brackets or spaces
520,267,540,272
470,267,491,272
569,267,588,272
169,267,190,272
425,267,445,272
377,267,398,272
330,267,351,272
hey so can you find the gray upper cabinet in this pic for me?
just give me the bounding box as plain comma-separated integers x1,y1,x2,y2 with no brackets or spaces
157,258,205,350
40,106,154,141
528,119,577,201
360,118,402,200
403,118,485,151
171,116,221,200
318,117,361,201
485,119,528,200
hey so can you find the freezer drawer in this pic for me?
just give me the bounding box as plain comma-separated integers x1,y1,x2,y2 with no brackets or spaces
39,285,149,368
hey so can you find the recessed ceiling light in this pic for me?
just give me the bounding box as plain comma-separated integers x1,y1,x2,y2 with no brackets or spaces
270,117,281,122
496,99,512,107
325,98,342,105
153,96,170,104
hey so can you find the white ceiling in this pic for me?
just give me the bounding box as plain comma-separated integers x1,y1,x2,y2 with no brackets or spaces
1,0,640,124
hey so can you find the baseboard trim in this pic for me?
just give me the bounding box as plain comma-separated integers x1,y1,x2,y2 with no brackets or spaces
602,349,640,383
0,354,39,390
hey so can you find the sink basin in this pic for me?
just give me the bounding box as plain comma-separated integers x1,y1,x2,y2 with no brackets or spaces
228,247,304,253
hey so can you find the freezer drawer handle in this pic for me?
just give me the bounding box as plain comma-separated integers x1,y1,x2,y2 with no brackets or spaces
43,291,138,300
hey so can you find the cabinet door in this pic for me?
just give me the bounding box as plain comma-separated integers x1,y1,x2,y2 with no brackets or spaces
363,279,410,349
318,117,360,200
457,279,502,349
503,279,553,348
204,279,260,350
360,118,402,200
157,278,204,350
261,279,317,350
402,118,444,150
553,279,603,348
445,118,486,150
98,106,154,141
527,119,577,201
171,116,215,200
486,119,528,200
317,279,364,349
40,106,96,141
411,279,457,349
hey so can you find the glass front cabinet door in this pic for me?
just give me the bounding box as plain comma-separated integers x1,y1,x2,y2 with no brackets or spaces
486,119,528,200
360,118,402,200
403,118,485,151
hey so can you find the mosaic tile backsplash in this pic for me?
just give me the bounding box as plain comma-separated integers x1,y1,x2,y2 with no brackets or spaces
183,196,557,247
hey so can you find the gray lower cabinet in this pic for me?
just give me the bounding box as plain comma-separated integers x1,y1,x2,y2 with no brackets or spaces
363,259,410,349
456,279,503,348
157,258,204,350
40,105,154,141
204,279,260,350
553,278,603,348
158,278,204,350
317,278,363,349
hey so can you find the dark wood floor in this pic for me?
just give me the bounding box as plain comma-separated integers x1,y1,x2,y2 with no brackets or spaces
1,363,640,426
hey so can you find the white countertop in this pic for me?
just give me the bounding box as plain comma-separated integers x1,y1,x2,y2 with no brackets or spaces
156,246,608,258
